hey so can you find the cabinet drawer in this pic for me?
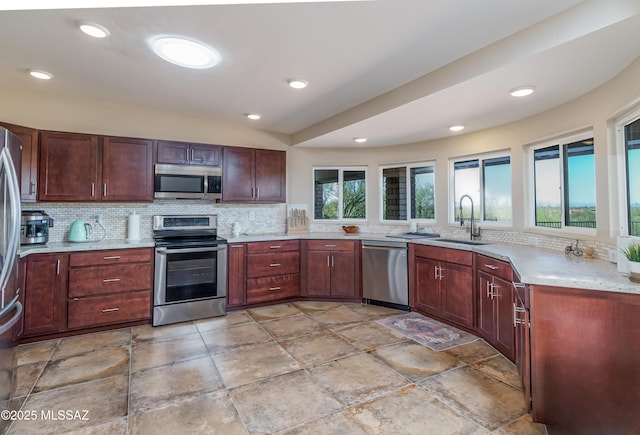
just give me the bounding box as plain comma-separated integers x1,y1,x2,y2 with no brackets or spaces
413,245,472,266
246,252,299,278
476,254,512,281
69,248,152,267
68,290,151,329
246,240,299,254
306,240,355,251
69,263,152,297
246,274,299,304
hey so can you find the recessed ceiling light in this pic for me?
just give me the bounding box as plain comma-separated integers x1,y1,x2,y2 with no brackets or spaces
509,86,535,97
353,137,367,143
28,69,53,80
246,113,261,120
449,125,465,132
151,36,221,69
79,22,110,38
287,79,308,89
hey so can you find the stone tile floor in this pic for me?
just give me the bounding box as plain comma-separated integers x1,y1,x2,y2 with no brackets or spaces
4,302,548,434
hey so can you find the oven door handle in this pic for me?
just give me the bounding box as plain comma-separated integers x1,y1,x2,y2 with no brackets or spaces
156,246,227,254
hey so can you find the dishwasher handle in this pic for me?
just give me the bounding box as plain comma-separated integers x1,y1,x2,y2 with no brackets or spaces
362,245,407,252
361,240,408,250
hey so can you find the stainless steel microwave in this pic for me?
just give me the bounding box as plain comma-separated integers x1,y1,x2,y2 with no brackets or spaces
154,163,222,200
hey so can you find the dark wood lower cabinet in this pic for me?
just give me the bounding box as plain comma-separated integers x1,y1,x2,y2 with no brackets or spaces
23,253,68,337
227,244,247,308
303,240,361,299
22,249,152,340
410,245,473,329
530,285,640,434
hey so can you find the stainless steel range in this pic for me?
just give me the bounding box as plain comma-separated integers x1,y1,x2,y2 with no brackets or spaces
153,215,227,326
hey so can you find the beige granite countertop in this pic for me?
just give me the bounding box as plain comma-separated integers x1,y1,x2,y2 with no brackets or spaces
20,232,640,295
19,239,155,257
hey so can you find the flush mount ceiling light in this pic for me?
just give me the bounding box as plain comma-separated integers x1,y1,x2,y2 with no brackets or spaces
28,69,53,80
79,21,110,38
353,137,367,143
246,113,261,120
287,79,308,89
151,36,221,69
509,86,535,97
449,125,465,132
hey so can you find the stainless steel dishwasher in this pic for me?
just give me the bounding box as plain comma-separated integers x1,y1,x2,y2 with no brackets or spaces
361,240,409,310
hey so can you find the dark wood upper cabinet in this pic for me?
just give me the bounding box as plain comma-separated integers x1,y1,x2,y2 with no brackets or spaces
156,140,221,166
38,131,153,202
102,136,153,201
222,146,286,203
0,122,37,202
38,131,99,202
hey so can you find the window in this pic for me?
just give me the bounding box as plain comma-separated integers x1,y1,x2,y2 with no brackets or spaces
531,135,596,230
313,168,366,220
624,117,640,236
452,154,511,224
381,163,434,221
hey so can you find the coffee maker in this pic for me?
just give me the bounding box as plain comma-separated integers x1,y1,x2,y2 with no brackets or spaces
21,210,51,245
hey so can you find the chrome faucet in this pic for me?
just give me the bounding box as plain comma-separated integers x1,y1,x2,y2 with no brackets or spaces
459,194,481,240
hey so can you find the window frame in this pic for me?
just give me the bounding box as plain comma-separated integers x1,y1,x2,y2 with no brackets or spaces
525,130,596,236
449,150,513,227
615,106,640,237
379,161,436,224
312,166,368,222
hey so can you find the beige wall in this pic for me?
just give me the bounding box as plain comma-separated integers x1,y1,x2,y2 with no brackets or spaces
0,86,290,150
288,55,640,244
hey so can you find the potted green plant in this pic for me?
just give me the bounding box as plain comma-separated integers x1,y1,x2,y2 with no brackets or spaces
621,242,640,283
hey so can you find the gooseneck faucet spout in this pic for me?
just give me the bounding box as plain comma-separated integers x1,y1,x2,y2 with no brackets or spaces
459,194,480,240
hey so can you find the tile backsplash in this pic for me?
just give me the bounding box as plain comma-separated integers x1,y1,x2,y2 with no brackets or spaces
26,201,286,242
28,201,615,260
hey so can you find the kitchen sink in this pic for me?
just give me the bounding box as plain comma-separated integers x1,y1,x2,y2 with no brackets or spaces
435,238,491,245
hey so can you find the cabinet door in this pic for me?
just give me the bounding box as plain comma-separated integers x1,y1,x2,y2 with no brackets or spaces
330,250,356,297
413,257,441,316
156,140,189,165
190,144,221,166
38,131,99,201
102,136,153,201
24,254,67,336
222,147,255,201
477,271,495,339
1,123,38,202
493,275,515,361
255,149,286,202
441,262,474,327
227,244,246,307
306,251,331,296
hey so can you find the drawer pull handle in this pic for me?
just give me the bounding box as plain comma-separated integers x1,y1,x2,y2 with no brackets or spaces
101,307,120,313
269,263,281,267
324,244,337,247
269,245,282,249
268,287,281,291
103,278,121,283
103,256,121,260
484,264,499,270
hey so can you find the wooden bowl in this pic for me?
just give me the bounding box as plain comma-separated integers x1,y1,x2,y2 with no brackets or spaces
342,225,359,234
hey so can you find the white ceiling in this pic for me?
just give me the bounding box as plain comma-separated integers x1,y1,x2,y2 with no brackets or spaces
1,0,640,148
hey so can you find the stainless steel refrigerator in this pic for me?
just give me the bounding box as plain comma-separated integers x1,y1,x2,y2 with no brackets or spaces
0,127,23,430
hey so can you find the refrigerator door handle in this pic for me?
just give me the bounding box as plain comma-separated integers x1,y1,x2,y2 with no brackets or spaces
0,292,19,321
0,148,20,307
0,301,22,335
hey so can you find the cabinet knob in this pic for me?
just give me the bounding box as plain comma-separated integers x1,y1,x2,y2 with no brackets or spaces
485,264,499,270
269,263,281,267
103,278,121,283
268,287,281,291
